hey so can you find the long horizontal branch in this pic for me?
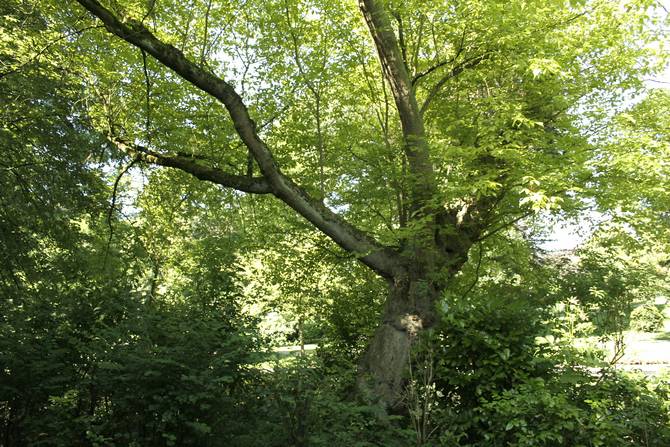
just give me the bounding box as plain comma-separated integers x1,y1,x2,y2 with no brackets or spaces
74,0,402,278
412,58,453,86
111,138,273,194
412,49,464,86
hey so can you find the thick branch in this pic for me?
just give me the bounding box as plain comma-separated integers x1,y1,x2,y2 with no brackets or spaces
74,0,401,278
359,0,435,213
359,0,421,138
75,0,281,179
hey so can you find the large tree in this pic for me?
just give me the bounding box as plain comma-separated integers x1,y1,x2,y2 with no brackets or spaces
15,0,667,409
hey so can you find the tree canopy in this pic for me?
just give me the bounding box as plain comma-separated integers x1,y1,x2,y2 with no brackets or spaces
1,0,669,444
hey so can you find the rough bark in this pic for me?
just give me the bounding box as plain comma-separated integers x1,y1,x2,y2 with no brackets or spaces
355,1,499,410
356,232,476,410
357,273,440,409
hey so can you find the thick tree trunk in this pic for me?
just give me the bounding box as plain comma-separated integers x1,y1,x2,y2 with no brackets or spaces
357,273,440,410
356,238,474,411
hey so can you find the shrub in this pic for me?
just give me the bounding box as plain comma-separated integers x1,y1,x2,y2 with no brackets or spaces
630,304,665,332
426,291,670,446
427,292,555,444
239,356,414,447
475,371,670,447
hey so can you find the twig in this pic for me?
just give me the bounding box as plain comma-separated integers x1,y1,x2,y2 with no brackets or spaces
103,158,138,267
141,49,153,143
462,242,483,300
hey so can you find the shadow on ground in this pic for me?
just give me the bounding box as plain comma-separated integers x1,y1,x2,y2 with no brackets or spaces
655,331,670,341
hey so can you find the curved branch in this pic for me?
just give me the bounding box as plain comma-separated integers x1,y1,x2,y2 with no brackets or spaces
420,53,491,115
74,0,402,278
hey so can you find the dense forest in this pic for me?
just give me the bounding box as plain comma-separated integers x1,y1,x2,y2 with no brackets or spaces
1,0,670,445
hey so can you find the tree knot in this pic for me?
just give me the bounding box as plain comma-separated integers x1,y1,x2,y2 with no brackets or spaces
400,314,423,337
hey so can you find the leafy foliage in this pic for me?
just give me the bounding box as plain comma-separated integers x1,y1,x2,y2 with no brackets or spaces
417,284,670,447
1,0,670,445
630,304,666,332
241,357,413,447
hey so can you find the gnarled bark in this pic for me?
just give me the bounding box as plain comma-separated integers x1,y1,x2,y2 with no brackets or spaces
357,274,440,409
356,239,474,410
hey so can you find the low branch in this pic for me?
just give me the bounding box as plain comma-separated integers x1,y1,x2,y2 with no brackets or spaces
110,138,273,194
75,0,403,278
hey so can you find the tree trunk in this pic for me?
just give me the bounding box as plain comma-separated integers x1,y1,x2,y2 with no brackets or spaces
357,273,440,410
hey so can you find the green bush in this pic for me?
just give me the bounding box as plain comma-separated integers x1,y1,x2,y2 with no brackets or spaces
630,304,665,332
84,303,260,446
476,371,670,447
425,290,670,446
238,356,414,447
429,292,556,444
0,291,260,447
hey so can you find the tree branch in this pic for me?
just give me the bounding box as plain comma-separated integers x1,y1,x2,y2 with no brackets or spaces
359,0,421,139
476,211,533,242
412,58,454,86
391,12,409,73
420,53,491,115
359,0,436,215
74,0,402,278
110,137,273,194
412,26,467,86
104,158,138,267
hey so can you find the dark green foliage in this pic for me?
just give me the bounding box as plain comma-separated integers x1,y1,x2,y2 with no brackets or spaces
429,291,556,443
317,266,386,357
1,1,670,445
237,356,413,447
437,294,553,405
0,256,260,447
84,303,259,446
424,291,670,447
630,304,666,332
477,371,670,447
